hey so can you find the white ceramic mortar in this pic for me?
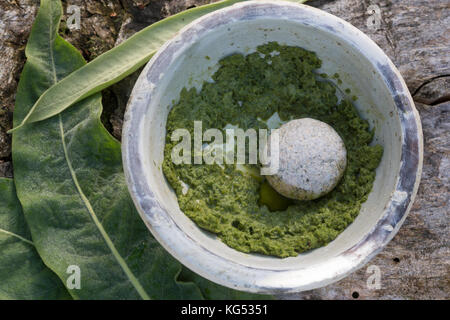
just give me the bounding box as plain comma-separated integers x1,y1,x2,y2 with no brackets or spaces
122,1,423,294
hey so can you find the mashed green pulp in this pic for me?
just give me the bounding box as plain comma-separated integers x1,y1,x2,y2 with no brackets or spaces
162,42,383,258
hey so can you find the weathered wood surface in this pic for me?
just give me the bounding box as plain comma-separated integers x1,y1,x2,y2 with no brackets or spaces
0,0,448,299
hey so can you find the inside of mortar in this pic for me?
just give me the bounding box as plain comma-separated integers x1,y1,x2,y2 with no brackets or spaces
139,18,402,270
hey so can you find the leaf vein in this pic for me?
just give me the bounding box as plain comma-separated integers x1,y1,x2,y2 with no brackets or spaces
58,114,151,300
0,228,35,247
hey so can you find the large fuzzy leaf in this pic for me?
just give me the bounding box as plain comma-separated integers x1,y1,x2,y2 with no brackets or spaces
11,0,201,300
10,0,308,132
0,178,71,300
11,0,267,300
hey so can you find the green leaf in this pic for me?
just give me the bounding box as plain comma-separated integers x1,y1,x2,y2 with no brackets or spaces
11,0,203,300
0,178,71,300
11,0,269,300
9,0,309,132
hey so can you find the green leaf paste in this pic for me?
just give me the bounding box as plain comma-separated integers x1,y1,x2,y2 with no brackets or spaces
163,43,383,258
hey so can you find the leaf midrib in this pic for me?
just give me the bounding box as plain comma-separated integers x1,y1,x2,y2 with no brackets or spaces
58,114,151,300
